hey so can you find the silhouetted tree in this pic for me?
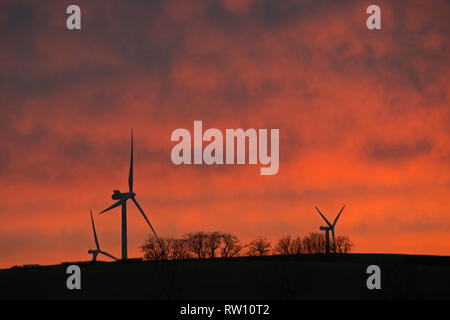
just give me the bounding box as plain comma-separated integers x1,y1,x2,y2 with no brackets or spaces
205,231,223,258
220,233,242,258
184,232,208,259
302,234,313,254
170,238,190,260
314,233,326,254
142,231,353,260
333,235,353,253
302,233,326,254
301,233,353,254
247,237,271,256
274,235,292,255
290,236,303,255
275,235,303,255
141,236,172,261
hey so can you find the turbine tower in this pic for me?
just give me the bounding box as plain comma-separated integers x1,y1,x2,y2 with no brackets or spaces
98,130,160,260
315,205,345,254
88,210,118,262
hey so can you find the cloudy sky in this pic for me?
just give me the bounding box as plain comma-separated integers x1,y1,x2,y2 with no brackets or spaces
0,0,449,267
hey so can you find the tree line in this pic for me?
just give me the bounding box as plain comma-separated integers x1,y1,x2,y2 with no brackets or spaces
140,231,353,261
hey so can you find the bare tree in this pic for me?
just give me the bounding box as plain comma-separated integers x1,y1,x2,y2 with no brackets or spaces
333,235,353,253
301,233,353,254
274,235,292,255
275,235,303,255
205,231,223,258
170,238,190,260
184,232,208,259
302,233,326,254
289,236,302,255
302,234,313,254
141,236,172,261
141,231,352,261
314,233,326,254
247,237,271,256
220,233,242,258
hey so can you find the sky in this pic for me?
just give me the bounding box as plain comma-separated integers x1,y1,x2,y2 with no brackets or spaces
0,0,449,268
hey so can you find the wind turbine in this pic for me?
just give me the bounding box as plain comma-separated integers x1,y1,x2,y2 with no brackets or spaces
88,210,118,262
98,130,160,260
314,205,345,254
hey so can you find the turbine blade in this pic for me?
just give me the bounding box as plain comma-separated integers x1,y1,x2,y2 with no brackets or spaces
129,129,133,193
333,205,345,226
99,200,123,214
132,197,161,245
90,210,100,250
315,206,332,227
100,251,118,261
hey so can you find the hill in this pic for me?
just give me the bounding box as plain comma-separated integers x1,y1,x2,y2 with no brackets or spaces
1,254,449,299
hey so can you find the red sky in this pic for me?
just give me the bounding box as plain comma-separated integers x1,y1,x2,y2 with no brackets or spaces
0,0,449,268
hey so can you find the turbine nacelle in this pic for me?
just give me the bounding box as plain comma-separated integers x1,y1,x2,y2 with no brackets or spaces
112,190,136,200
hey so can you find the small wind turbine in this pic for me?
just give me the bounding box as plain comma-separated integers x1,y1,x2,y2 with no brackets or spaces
315,205,345,254
98,130,160,260
88,210,118,262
